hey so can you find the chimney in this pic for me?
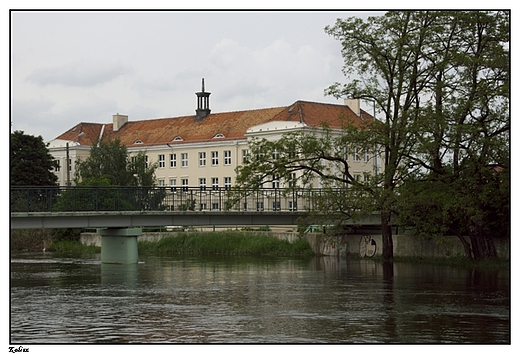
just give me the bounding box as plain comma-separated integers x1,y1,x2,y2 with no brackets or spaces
195,78,211,121
113,113,128,131
344,98,361,117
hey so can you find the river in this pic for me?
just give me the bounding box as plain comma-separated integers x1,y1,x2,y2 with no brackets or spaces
10,252,510,344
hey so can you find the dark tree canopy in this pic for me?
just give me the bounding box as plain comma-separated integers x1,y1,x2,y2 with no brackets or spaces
10,130,58,186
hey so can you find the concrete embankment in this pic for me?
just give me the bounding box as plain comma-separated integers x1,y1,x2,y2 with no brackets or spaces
80,231,509,259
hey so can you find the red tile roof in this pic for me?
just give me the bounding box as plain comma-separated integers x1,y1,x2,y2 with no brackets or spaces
54,100,373,147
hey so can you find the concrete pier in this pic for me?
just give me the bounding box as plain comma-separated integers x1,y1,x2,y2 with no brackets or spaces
98,227,141,264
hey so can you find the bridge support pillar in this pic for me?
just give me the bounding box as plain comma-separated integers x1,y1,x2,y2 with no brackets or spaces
98,227,141,264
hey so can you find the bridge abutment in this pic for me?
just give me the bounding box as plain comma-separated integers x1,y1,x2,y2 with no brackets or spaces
98,227,141,264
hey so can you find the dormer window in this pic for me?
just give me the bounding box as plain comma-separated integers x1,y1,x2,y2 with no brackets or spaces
134,139,143,144
173,136,183,141
214,133,225,139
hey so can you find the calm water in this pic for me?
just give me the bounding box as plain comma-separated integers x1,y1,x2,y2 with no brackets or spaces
10,252,510,344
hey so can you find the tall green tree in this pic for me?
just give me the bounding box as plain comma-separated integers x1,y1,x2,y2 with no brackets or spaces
10,130,58,186
234,11,509,261
74,138,157,187
324,11,509,260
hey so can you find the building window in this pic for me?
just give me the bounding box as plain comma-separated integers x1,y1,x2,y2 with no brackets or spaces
272,201,281,211
353,148,360,162
199,178,206,191
224,150,231,165
181,153,188,167
364,149,370,162
289,173,297,188
272,148,279,160
212,203,219,211
256,202,264,211
224,177,231,190
145,155,149,168
55,160,61,172
364,174,370,182
242,149,249,163
199,152,206,166
181,178,189,191
272,176,279,189
158,179,165,186
158,154,165,168
169,179,177,192
211,177,219,190
289,201,297,211
170,153,177,168
200,203,207,211
211,151,218,166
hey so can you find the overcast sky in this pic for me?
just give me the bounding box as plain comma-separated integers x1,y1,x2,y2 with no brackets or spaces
10,10,386,143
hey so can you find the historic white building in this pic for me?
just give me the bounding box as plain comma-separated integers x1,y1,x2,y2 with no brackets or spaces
47,81,379,190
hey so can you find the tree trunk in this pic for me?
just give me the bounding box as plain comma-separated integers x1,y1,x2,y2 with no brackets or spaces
453,230,472,258
381,211,394,260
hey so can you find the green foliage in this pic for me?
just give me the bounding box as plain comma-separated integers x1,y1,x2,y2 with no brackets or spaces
10,130,58,186
74,138,157,187
138,232,314,256
55,139,165,211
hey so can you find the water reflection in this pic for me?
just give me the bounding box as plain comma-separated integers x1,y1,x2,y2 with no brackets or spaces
101,263,138,287
10,254,509,344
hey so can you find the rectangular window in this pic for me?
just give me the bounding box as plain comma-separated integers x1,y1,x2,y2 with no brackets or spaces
272,176,279,189
181,153,188,167
289,201,297,211
242,149,249,163
353,148,360,162
158,154,165,168
211,151,219,166
256,202,264,211
289,173,297,188
181,178,189,190
224,150,231,165
199,178,206,190
211,177,219,190
170,153,177,168
200,203,207,211
199,152,206,166
212,203,219,211
272,148,279,160
364,149,370,162
158,179,165,186
55,160,61,172
145,155,149,168
68,159,72,171
224,177,232,190
169,179,177,192
364,174,370,182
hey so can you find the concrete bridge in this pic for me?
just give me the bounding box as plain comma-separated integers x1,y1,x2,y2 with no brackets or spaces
11,186,381,264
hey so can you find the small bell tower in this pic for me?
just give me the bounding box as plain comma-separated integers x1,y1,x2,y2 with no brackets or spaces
195,78,211,121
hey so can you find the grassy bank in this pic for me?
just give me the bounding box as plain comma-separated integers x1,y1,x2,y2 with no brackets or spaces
138,232,314,257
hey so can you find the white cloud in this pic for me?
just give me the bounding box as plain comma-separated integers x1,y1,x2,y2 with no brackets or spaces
26,61,131,87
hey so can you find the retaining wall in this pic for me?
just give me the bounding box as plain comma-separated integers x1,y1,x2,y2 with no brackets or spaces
79,231,509,259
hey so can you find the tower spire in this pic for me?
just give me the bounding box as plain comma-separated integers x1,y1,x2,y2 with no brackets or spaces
195,78,211,121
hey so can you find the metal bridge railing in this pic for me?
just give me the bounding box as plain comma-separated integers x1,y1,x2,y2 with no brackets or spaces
10,186,339,213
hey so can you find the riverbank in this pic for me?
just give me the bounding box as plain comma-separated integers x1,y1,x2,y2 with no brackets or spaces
11,229,509,270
